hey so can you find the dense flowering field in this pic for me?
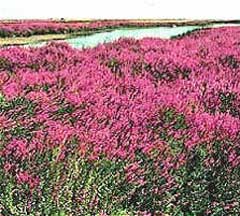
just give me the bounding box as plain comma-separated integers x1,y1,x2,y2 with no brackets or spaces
0,20,176,38
1,26,240,215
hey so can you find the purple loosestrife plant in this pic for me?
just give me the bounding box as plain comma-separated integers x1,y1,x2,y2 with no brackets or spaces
1,26,240,214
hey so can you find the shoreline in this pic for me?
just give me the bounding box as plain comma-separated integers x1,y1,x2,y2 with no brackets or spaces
0,20,240,46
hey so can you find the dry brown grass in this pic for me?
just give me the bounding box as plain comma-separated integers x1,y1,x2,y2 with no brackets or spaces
0,34,71,46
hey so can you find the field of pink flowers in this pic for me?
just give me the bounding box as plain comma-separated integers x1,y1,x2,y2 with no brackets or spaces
1,26,240,215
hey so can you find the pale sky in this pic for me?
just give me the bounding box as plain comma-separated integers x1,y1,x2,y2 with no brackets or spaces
0,0,239,20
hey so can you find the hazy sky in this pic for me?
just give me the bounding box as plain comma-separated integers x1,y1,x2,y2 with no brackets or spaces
0,0,239,20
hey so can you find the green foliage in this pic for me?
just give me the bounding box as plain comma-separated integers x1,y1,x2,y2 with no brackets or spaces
0,57,14,72
119,150,171,215
0,138,136,215
162,108,188,130
0,96,40,141
0,97,37,118
0,93,5,104
106,58,123,77
169,141,240,215
220,55,239,69
218,91,240,118
219,91,236,113
150,108,187,155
